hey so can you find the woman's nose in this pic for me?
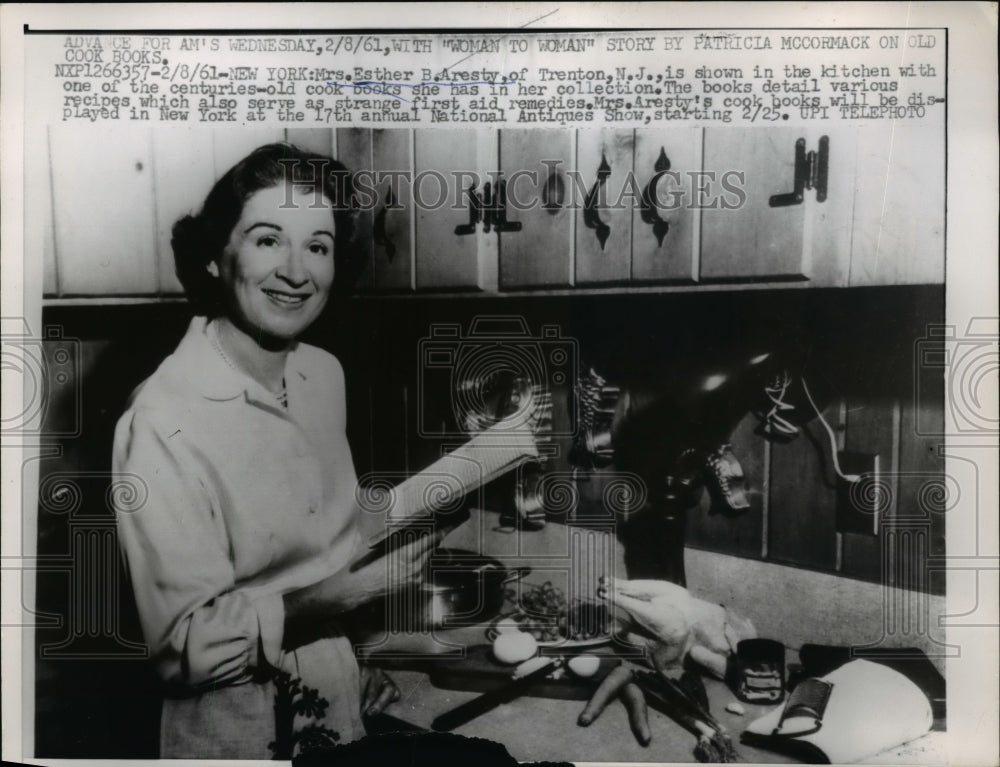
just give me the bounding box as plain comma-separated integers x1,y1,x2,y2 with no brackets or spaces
276,247,308,285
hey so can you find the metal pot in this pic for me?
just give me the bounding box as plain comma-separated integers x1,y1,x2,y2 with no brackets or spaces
418,548,530,630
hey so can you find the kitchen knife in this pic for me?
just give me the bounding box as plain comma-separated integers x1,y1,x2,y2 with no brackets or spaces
430,657,557,732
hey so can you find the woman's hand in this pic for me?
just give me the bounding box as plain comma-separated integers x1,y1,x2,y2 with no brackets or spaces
283,528,447,624
360,665,401,718
340,527,448,607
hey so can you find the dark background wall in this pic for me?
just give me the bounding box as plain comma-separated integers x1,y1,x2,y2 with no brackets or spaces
33,283,944,756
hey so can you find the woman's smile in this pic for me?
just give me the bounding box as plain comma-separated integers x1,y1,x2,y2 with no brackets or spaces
262,288,314,307
209,184,337,344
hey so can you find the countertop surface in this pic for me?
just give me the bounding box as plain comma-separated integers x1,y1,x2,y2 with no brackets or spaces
356,509,947,763
365,630,947,764
371,649,793,763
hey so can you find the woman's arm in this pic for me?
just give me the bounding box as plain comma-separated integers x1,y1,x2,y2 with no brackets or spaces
280,527,446,654
114,409,286,690
115,402,443,683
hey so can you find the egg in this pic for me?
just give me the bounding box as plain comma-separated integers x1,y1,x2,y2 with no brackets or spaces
494,618,522,635
567,654,601,678
492,631,538,664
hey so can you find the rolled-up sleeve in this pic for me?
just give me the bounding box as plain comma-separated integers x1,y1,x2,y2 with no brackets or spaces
113,408,284,692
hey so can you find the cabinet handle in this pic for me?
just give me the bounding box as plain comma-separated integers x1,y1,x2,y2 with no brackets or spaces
769,136,829,207
454,183,482,236
374,188,398,262
541,161,565,213
583,153,612,250
640,147,671,247
492,179,522,233
454,181,522,235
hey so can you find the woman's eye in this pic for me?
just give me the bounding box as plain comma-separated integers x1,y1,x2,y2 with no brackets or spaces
256,234,280,248
308,241,331,256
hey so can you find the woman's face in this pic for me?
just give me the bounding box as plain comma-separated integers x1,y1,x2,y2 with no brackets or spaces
210,183,336,344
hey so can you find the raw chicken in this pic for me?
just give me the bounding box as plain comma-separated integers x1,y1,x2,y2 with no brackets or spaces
599,577,757,679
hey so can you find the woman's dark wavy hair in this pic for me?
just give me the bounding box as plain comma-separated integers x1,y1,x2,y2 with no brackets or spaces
172,142,362,314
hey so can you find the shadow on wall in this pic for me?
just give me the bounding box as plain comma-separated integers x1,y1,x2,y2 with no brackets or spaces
315,285,946,593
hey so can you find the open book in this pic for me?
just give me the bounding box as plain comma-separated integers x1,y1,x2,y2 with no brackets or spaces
364,415,543,548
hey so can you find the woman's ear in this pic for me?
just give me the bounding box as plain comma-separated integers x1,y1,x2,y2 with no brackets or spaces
206,260,220,278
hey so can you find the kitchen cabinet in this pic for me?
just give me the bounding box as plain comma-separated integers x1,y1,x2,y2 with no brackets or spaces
46,126,284,298
332,128,376,292
767,396,841,571
575,129,633,285
284,127,335,156
369,129,412,291
849,124,944,286
700,127,811,281
630,129,701,283
413,130,486,290
209,127,285,179
40,124,942,299
498,130,575,289
50,126,159,295
152,129,216,294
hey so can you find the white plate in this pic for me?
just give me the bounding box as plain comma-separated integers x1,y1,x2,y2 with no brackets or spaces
486,608,613,648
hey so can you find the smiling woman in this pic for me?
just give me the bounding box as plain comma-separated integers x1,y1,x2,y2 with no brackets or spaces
110,144,443,759
204,184,339,398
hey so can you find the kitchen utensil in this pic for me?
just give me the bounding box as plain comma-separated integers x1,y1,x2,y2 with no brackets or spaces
427,644,618,700
430,656,560,731
421,548,531,629
736,638,786,704
359,548,529,632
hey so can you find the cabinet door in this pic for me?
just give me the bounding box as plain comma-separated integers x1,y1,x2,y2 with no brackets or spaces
336,128,375,292
808,126,855,287
413,130,482,290
152,129,216,294
631,129,701,282
210,127,285,178
285,127,334,156
850,124,944,285
499,130,574,289
700,128,809,280
575,129,633,285
50,126,158,295
371,129,413,291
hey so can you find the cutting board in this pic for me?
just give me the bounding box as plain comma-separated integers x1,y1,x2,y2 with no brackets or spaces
425,645,620,700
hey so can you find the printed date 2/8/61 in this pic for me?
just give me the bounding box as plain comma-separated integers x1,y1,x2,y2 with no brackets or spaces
158,63,225,82
322,36,432,56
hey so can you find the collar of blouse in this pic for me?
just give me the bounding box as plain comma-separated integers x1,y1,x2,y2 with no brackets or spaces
176,316,313,412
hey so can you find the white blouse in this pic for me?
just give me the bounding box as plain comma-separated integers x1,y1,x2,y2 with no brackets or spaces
113,316,366,758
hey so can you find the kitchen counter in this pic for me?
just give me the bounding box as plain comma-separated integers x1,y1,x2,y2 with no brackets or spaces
355,509,779,761
366,635,946,764
371,656,793,763
355,509,947,763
